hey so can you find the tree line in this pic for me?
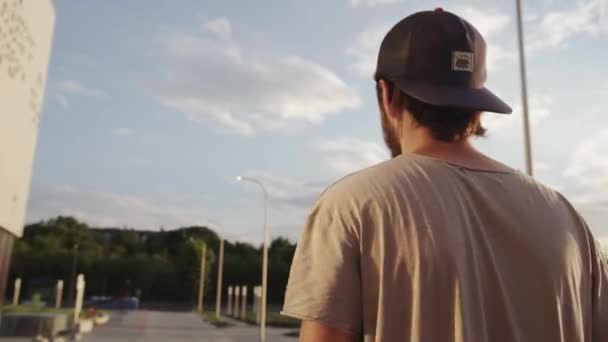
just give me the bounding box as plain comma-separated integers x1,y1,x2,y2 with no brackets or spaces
8,216,297,307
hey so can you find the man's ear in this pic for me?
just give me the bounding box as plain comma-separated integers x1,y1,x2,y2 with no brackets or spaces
377,79,392,116
378,79,403,120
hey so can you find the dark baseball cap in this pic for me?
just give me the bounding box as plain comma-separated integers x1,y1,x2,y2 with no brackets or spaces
374,8,512,114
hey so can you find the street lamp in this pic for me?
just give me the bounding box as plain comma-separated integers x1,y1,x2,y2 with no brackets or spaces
515,0,534,176
236,175,269,342
207,219,225,320
215,237,224,320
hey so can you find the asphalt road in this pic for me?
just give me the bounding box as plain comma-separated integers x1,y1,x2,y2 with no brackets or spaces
84,310,298,342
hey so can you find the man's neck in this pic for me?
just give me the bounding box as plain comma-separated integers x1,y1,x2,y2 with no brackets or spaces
401,131,512,172
407,139,477,162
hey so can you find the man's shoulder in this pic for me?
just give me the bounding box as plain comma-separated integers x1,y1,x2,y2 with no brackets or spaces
511,171,565,200
319,157,418,202
319,155,567,206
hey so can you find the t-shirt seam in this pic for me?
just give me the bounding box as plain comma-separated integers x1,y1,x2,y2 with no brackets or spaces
401,153,520,175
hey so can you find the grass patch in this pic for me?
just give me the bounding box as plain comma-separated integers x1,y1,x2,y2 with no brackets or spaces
202,312,233,328
1,305,106,320
242,311,300,328
1,305,72,315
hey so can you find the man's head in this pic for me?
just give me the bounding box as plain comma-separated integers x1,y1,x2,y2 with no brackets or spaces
374,9,511,157
376,79,487,157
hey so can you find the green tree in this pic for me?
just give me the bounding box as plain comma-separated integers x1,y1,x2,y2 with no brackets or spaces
9,216,297,306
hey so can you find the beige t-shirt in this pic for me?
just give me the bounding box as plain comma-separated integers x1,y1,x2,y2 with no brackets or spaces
282,153,608,342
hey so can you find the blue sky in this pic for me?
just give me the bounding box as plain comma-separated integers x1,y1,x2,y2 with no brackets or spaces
27,0,608,243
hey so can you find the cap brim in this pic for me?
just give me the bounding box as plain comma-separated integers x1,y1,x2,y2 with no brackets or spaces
393,80,512,114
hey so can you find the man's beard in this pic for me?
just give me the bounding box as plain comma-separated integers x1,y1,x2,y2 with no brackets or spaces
380,108,402,158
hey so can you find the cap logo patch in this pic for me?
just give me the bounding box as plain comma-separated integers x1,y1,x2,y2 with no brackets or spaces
452,51,474,72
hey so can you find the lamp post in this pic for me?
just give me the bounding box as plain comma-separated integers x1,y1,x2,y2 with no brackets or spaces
215,237,224,319
207,219,226,320
515,0,534,176
236,175,269,342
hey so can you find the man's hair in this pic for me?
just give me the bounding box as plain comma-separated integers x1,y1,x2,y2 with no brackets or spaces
376,80,486,142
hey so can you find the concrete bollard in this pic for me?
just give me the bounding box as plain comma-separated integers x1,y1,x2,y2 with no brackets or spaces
234,286,240,317
12,278,21,306
240,286,247,320
255,286,262,324
74,274,85,324
227,286,233,315
56,280,64,309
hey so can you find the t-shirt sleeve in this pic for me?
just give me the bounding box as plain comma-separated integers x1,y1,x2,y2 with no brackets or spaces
281,191,362,335
590,236,608,341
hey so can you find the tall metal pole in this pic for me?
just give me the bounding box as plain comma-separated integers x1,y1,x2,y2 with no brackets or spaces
215,238,224,319
236,176,269,342
516,0,534,176
260,187,269,342
197,244,207,313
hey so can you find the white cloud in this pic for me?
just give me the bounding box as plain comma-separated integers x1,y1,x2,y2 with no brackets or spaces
454,7,516,70
564,128,608,190
485,44,517,71
204,17,232,40
112,128,133,136
236,139,387,220
53,80,106,108
526,94,553,124
528,0,608,52
524,12,541,23
348,7,514,77
348,23,390,77
594,82,608,96
154,27,360,136
350,0,404,7
56,80,106,98
455,7,510,38
317,138,389,175
563,128,608,234
55,94,69,108
535,161,553,173
239,171,326,209
161,97,255,136
27,184,209,230
483,94,553,134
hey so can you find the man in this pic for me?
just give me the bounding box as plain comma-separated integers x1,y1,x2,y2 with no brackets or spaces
282,9,608,342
